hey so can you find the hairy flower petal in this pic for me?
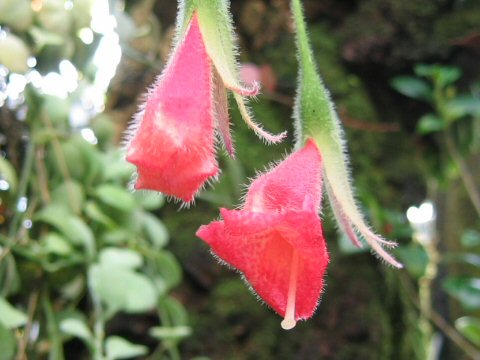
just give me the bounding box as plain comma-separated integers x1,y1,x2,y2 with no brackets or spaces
126,15,218,202
244,139,322,212
197,141,329,327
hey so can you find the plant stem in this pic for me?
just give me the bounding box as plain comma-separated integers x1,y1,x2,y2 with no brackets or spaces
7,141,35,241
443,130,480,218
42,291,65,360
92,293,106,360
399,273,480,359
16,289,40,360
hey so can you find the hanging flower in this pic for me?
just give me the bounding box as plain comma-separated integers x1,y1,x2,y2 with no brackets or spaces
126,1,285,202
291,0,402,267
197,140,329,330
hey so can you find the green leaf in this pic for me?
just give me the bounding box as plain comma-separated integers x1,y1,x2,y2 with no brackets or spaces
105,336,148,360
159,297,189,327
101,229,131,245
414,64,461,87
0,324,15,360
149,251,182,291
395,245,429,278
0,157,17,194
35,205,95,256
95,185,136,212
134,192,165,210
436,67,462,88
51,180,85,214
99,248,143,270
455,317,480,347
443,277,480,310
88,264,157,313
391,76,432,101
59,317,93,344
462,229,480,248
42,95,70,127
72,136,104,184
0,297,27,329
416,114,445,134
446,96,480,119
42,233,74,256
142,213,169,249
149,326,191,341
103,149,135,181
85,201,116,229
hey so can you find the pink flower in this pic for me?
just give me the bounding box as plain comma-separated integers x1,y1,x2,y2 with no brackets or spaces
126,15,217,202
126,7,285,203
196,140,329,329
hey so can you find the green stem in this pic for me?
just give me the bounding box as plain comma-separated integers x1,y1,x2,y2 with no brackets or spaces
91,293,105,360
42,291,65,360
399,273,480,359
158,300,181,360
443,130,480,217
7,142,35,241
418,236,440,358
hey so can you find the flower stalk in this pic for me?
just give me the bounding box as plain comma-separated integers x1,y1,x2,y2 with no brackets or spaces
290,0,402,268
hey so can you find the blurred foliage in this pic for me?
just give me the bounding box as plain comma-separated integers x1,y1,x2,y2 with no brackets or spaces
0,1,186,359
392,64,480,358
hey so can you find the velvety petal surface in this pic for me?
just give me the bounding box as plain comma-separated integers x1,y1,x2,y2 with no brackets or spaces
197,141,329,323
126,15,218,202
198,209,328,320
244,139,323,213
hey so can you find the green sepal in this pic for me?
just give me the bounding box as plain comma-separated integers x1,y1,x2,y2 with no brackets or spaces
290,0,401,267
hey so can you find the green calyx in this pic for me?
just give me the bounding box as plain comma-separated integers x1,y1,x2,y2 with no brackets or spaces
291,0,337,146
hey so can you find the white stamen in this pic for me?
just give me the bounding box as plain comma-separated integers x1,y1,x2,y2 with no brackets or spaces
281,250,299,330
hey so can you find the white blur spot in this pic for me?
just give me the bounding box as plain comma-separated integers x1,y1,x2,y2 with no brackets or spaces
81,85,105,113
78,28,94,44
7,74,27,100
0,179,9,191
81,128,98,144
26,70,43,88
59,60,79,93
41,72,68,98
406,201,435,225
91,0,116,34
23,219,33,229
64,0,73,10
0,65,8,77
17,197,28,212
30,322,40,342
93,32,121,92
70,102,90,128
407,201,436,246
27,57,37,68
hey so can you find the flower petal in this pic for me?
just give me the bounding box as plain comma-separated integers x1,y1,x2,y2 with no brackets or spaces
126,15,218,202
244,139,323,213
197,208,328,320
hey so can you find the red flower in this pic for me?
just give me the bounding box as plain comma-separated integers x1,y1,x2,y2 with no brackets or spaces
126,15,217,202
126,6,286,203
196,140,329,329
